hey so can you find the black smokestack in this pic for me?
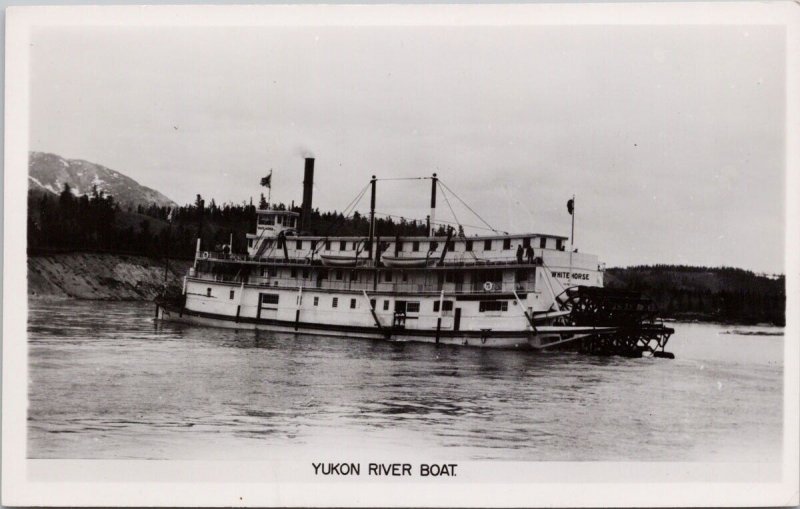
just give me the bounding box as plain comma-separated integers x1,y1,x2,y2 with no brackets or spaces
301,157,314,231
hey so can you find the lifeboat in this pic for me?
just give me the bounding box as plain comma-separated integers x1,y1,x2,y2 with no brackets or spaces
319,254,365,267
381,255,434,268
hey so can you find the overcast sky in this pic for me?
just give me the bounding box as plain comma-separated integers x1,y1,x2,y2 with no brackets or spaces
30,25,785,273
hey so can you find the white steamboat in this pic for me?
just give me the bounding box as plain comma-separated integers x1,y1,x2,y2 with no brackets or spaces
157,158,674,354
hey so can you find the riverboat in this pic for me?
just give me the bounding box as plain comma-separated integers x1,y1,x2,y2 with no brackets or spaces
157,158,674,355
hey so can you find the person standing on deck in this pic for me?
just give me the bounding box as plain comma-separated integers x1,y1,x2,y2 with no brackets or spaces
525,245,534,264
516,244,524,264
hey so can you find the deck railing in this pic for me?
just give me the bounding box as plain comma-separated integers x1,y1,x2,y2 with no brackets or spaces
192,272,536,295
200,251,552,269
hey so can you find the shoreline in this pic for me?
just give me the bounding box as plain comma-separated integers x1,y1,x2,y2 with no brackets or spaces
27,252,784,327
28,252,189,301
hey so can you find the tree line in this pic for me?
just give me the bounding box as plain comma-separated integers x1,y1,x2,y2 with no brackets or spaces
27,186,434,259
28,185,785,325
606,265,785,325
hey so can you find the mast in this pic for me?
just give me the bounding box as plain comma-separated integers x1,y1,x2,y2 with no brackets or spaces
570,194,576,250
569,194,575,286
429,173,438,236
368,175,377,259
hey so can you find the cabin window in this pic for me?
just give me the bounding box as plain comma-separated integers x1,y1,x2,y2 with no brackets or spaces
539,237,546,249
484,239,492,251
290,268,297,278
350,298,357,309
412,241,420,252
261,293,280,305
313,296,319,306
258,216,275,226
248,239,254,248
332,297,338,308
302,269,309,279
352,241,359,250
479,301,508,312
557,239,564,251
465,240,473,251
336,270,343,280
325,240,331,250
276,216,282,225
385,271,393,282
310,240,317,250
406,302,420,313
503,239,511,250
206,288,212,297
269,267,277,277
401,272,408,282
433,300,454,312
340,241,347,251
350,271,357,281
296,240,303,249
523,237,531,248
396,241,404,252
446,240,455,250
370,299,376,310
383,300,390,311
229,290,235,300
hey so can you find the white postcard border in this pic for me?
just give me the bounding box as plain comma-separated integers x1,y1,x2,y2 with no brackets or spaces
4,2,799,507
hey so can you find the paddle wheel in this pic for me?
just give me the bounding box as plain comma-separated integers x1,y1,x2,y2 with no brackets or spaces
556,286,675,358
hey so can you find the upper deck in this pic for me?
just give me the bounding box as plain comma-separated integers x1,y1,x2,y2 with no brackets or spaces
243,232,581,264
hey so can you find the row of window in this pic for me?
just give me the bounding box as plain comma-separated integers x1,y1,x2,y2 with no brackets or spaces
250,237,562,252
251,292,507,313
258,215,297,227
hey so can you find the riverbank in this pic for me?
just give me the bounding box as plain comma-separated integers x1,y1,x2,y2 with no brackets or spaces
27,254,786,326
28,253,190,301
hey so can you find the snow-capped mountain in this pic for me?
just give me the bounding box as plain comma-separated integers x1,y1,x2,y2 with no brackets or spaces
28,151,176,208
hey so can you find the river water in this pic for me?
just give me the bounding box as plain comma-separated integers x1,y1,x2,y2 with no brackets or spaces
27,300,783,461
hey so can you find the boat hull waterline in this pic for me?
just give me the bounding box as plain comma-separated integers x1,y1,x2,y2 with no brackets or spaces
156,304,611,350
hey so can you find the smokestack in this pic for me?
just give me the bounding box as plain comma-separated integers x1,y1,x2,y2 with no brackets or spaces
301,157,315,231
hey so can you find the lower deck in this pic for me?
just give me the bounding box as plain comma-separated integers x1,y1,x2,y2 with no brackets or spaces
156,303,600,350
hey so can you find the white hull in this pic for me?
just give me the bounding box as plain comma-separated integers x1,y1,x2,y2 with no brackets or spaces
156,305,597,350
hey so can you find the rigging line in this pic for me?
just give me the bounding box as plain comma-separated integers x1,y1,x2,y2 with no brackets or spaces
375,177,430,182
340,182,370,218
364,211,500,233
437,181,462,233
437,180,502,234
318,182,371,238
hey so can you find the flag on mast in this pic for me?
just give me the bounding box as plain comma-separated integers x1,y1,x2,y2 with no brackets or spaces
260,172,272,188
567,198,574,215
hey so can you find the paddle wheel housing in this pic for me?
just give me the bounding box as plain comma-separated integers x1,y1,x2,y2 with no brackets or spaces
557,286,675,358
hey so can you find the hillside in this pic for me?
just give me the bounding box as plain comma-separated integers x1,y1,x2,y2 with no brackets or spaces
29,151,175,208
606,265,785,326
28,253,190,301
